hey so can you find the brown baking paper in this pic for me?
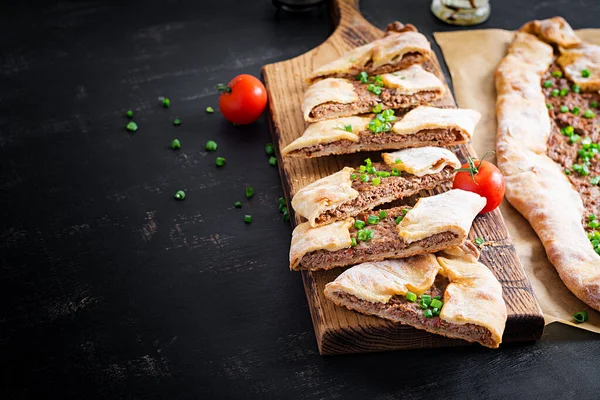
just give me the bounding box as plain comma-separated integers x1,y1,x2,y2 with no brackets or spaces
434,28,600,334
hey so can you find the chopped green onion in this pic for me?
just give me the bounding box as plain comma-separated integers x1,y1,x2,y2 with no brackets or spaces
418,299,429,309
245,187,254,199
356,229,374,242
421,294,432,307
574,310,588,323
367,84,382,95
359,174,369,182
564,168,572,175
395,215,403,224
564,126,574,135
350,173,357,180
173,117,181,126
126,121,138,132
356,71,369,83
367,215,380,225
543,80,553,88
234,201,242,208
244,215,252,223
373,75,384,87
364,158,373,167
572,84,581,94
423,309,433,318
582,69,591,78
269,157,277,166
584,110,595,119
351,237,357,247
572,106,580,115
395,159,403,164
551,89,559,97
430,298,443,309
174,190,186,200
591,176,600,185
358,165,367,172
591,101,599,109
216,157,226,166
371,177,381,186
569,134,581,143
406,292,417,302
375,171,391,177
379,210,387,219
546,103,553,110
551,70,563,78
402,209,409,215
587,221,600,229
354,220,365,229
162,98,171,108
126,110,133,118
278,197,287,212
206,106,214,113
434,295,441,300
367,166,377,174
559,88,569,97
205,140,218,151
265,143,275,155
171,139,181,149
372,104,383,113
391,168,400,176
474,237,484,246
559,105,569,113
432,307,441,316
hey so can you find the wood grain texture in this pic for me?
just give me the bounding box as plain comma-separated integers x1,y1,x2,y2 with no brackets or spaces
262,0,544,355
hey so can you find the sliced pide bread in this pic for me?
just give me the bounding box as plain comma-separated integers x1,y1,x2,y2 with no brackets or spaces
289,189,486,271
282,106,480,158
323,243,507,348
306,24,431,84
302,65,445,122
291,147,461,227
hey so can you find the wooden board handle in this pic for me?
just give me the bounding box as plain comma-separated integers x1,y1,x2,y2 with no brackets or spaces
330,0,381,43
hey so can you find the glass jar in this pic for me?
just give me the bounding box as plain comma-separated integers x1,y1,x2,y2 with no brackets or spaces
431,0,491,26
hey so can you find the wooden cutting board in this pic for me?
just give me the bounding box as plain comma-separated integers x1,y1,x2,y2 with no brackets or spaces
262,0,544,355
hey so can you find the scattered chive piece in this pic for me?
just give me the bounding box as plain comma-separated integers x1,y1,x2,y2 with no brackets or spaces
574,310,588,323
546,103,553,110
171,139,181,149
350,173,357,180
550,89,559,97
278,197,287,212
560,105,569,113
205,140,218,151
234,201,242,208
126,121,138,132
173,117,181,126
564,125,575,135
559,88,569,97
543,80,553,88
572,84,581,94
405,292,417,302
591,101,599,109
402,209,409,215
265,143,275,155
360,174,369,182
432,308,441,316
367,83,382,95
430,298,443,309
216,157,226,166
434,295,441,300
591,176,600,185
372,103,383,113
395,215,403,224
354,220,365,229
269,157,277,166
418,299,429,309
367,166,377,174
391,168,400,176
569,134,581,143
375,171,390,177
351,237,357,247
582,69,591,78
372,177,381,186
206,106,214,113
474,237,484,246
245,186,254,199
551,70,563,78
126,110,133,118
344,124,352,132
379,210,387,219
572,106,580,115
174,190,186,200
584,110,595,119
359,165,367,172
244,215,252,223
356,71,369,83
421,294,432,307
423,309,434,318
367,215,380,225
565,168,572,175
162,98,171,108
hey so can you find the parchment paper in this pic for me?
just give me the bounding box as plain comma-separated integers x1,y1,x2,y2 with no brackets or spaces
434,29,600,333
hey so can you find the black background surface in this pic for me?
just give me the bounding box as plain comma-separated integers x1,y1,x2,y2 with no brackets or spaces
1,1,599,399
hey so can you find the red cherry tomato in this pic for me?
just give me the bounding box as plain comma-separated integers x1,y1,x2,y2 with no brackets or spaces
217,74,267,125
452,158,505,214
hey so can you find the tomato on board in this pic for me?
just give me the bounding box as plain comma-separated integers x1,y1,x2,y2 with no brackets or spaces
452,157,505,214
217,74,267,125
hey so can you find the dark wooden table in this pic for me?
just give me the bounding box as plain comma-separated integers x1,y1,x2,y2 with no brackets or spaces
1,1,598,398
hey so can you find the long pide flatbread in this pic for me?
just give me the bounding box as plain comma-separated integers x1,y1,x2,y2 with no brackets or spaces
306,25,432,84
291,147,460,227
496,18,600,311
289,189,486,271
324,243,507,348
302,65,445,122
282,106,480,158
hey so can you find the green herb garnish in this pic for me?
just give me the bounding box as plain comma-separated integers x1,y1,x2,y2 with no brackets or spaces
354,220,365,229
405,292,417,302
559,88,569,97
162,98,171,108
234,201,242,208
174,190,186,200
371,177,381,186
173,117,181,126
395,215,403,224
265,143,275,155
171,139,181,149
560,105,569,113
574,310,588,323
244,215,252,223
572,84,581,94
551,89,559,97
372,104,383,113
379,210,387,219
551,70,563,78
269,157,277,166
584,110,595,119
367,215,380,225
126,110,133,118
126,121,138,132
245,186,254,199
474,237,484,246
582,69,591,78
206,140,218,151
216,157,226,166
206,106,214,113
543,80,553,88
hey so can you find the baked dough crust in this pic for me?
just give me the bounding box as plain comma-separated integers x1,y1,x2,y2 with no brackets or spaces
496,21,600,310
